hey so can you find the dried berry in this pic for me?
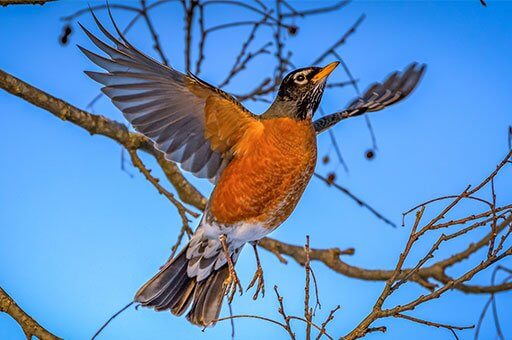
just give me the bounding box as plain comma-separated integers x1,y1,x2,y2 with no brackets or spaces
287,25,298,36
59,25,72,46
327,172,336,185
365,149,375,160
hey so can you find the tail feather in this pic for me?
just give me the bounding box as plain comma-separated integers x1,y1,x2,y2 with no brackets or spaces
134,241,233,327
187,266,229,326
135,247,192,308
171,280,196,316
153,267,190,311
198,267,229,323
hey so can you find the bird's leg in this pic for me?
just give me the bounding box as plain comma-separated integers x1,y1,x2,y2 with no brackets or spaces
246,240,265,300
219,234,243,303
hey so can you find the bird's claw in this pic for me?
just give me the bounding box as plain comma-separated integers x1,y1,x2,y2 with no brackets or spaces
246,240,265,300
223,266,243,303
219,234,243,303
247,265,265,300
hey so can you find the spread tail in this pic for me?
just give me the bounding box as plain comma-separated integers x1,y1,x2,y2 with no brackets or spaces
134,243,232,327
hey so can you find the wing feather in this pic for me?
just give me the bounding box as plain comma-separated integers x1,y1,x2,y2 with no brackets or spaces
314,63,426,134
80,12,256,181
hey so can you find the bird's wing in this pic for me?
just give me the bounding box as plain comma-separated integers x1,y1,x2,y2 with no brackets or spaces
79,13,257,182
314,63,426,134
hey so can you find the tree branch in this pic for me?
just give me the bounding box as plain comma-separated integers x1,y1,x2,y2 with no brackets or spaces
0,68,206,210
140,0,169,66
314,173,397,228
0,287,61,340
0,0,54,5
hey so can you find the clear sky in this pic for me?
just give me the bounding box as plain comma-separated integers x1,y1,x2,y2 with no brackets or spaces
1,1,511,339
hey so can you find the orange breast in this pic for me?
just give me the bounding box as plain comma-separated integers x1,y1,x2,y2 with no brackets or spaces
209,117,317,229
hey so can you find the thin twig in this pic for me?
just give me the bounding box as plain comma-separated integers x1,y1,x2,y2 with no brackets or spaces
91,302,134,340
474,267,511,340
319,106,349,172
488,178,498,256
274,285,296,339
282,0,350,18
127,149,198,219
508,125,511,150
330,50,379,152
314,173,397,228
127,149,196,258
61,4,141,22
218,12,272,88
140,0,169,66
312,14,365,65
315,305,340,340
304,236,313,340
182,0,197,72
394,313,474,337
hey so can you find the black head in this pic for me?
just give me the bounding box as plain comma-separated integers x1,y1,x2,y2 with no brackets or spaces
276,61,339,120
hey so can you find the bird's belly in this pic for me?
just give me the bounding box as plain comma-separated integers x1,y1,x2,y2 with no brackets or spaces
208,118,317,231
200,219,270,247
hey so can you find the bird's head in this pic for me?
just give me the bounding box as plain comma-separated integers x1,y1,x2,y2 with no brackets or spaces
275,61,339,120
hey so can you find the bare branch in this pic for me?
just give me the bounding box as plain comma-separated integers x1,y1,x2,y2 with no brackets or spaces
282,0,350,18
91,302,134,340
315,305,340,340
312,14,365,65
202,0,282,26
0,287,61,340
314,173,397,228
343,198,512,339
140,0,169,66
217,12,272,88
475,266,511,340
304,236,313,340
274,285,296,339
0,68,207,210
318,107,349,172
394,313,474,337
182,0,198,72
127,149,198,219
0,0,54,5
508,125,511,149
60,4,141,22
194,2,206,74
127,149,195,261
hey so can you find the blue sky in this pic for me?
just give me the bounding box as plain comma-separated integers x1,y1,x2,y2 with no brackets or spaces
1,1,511,339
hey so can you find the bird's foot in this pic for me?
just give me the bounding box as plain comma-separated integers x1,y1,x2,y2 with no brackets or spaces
246,241,265,300
219,235,243,303
247,265,265,300
224,267,243,303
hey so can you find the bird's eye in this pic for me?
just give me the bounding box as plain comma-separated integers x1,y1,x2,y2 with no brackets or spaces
294,74,307,84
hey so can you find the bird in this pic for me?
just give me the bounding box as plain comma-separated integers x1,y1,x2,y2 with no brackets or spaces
80,12,426,327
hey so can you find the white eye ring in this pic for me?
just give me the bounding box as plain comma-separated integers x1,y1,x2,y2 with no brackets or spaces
294,73,307,84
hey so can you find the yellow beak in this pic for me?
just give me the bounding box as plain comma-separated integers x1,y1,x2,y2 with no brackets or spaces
312,61,340,83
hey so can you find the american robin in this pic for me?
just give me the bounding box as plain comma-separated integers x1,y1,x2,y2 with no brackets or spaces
80,13,425,327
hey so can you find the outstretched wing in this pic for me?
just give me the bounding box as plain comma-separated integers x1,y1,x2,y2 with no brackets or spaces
314,63,426,134
79,13,257,181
